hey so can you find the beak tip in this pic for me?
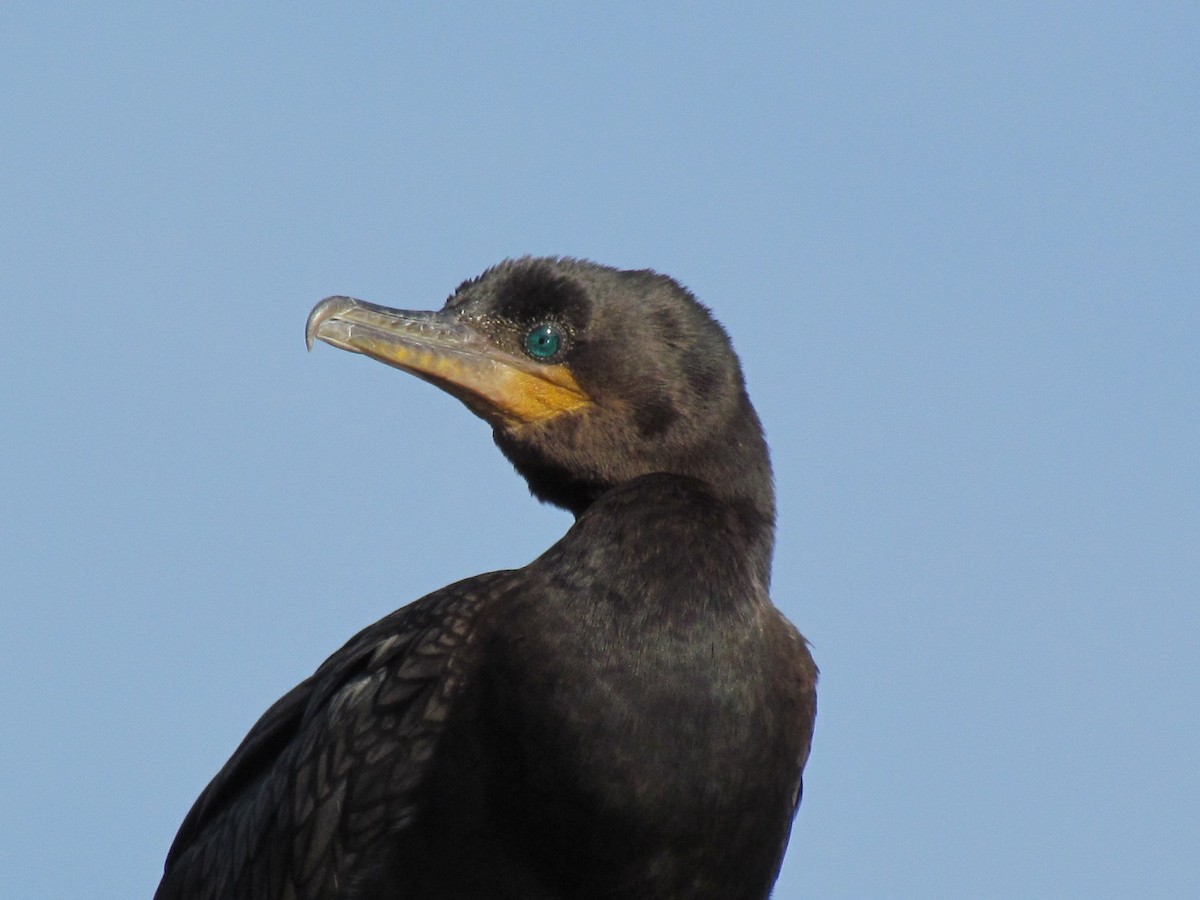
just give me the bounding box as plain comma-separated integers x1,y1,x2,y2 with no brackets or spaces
306,295,356,353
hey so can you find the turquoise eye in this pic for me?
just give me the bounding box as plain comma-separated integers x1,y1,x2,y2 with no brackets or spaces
525,323,563,360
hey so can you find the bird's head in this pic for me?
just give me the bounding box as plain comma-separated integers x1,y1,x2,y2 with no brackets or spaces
306,257,773,526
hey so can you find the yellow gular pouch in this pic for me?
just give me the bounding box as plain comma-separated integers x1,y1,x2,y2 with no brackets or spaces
487,362,592,427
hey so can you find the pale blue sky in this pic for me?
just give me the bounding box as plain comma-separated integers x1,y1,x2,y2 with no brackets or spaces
2,4,1197,898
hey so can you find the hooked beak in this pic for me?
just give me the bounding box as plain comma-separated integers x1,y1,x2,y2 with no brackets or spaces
306,296,590,427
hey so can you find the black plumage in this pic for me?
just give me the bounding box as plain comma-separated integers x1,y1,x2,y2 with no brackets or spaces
156,257,817,900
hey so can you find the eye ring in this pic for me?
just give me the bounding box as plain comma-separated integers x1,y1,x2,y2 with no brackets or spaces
524,323,564,361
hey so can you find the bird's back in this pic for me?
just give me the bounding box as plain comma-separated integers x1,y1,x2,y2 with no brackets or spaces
154,573,511,900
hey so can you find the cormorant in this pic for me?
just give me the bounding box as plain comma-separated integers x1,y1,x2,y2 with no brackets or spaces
155,257,817,900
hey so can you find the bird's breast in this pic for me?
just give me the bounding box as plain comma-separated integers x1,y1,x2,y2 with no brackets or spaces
462,583,801,899
488,488,784,809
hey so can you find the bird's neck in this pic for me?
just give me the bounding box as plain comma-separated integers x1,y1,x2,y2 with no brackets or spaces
495,419,776,588
725,491,775,592
585,469,776,592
